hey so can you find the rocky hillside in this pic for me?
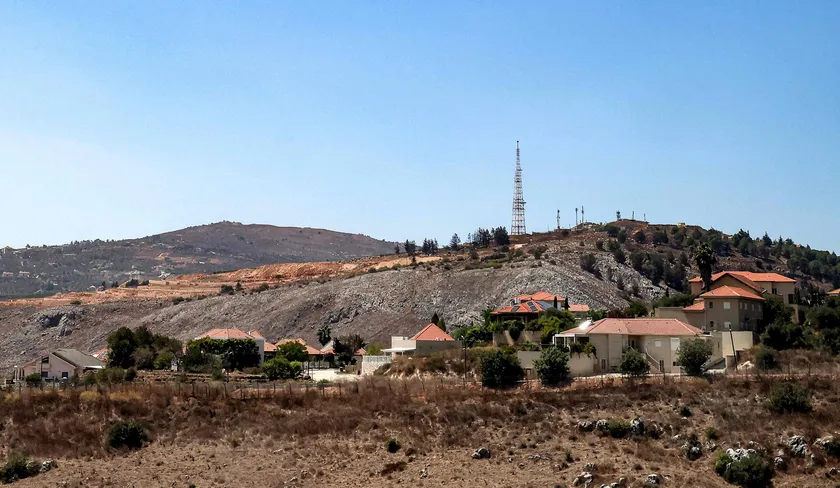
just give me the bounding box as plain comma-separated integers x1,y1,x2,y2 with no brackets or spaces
0,240,647,370
0,222,395,299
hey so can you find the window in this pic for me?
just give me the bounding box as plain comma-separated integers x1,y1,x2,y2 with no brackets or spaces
772,287,778,295
723,302,731,310
751,303,755,311
654,340,663,348
724,321,732,330
61,372,69,379
708,302,714,309
759,304,762,312
40,372,48,378
788,294,794,304
709,321,715,329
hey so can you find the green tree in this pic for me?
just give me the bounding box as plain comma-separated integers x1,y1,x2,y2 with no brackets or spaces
132,347,156,370
154,351,174,370
366,343,384,355
431,312,440,325
493,227,510,246
108,327,137,369
533,347,570,385
618,348,650,377
479,349,524,388
317,324,332,347
449,233,461,251
263,356,294,380
580,253,598,274
633,230,646,244
676,339,713,376
694,243,717,291
438,317,447,332
617,228,627,244
626,301,648,317
277,341,308,362
755,346,779,371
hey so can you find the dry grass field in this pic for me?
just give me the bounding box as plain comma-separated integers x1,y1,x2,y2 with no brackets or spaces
3,372,840,487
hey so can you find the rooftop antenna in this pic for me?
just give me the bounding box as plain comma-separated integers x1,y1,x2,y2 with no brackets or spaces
581,206,585,224
556,209,560,231
575,208,579,227
616,210,621,221
511,141,526,235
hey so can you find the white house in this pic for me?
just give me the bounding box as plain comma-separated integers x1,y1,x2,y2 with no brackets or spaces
16,349,105,381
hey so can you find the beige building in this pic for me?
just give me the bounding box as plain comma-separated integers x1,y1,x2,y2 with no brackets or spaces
556,318,704,375
16,349,105,381
689,271,796,305
384,323,462,357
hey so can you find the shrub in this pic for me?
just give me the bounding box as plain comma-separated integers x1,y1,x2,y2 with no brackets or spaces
595,240,604,251
479,350,524,388
124,367,137,382
754,346,779,371
154,351,174,370
507,321,524,341
24,373,42,387
386,439,401,453
69,299,82,306
822,437,840,458
580,253,597,274
676,339,712,376
680,405,692,417
107,420,149,450
617,229,627,243
605,419,631,438
713,451,732,476
220,284,234,295
705,426,719,441
278,341,309,362
618,348,650,377
720,454,773,488
0,453,39,484
765,381,812,413
95,367,126,385
263,356,294,381
633,230,646,244
533,347,570,386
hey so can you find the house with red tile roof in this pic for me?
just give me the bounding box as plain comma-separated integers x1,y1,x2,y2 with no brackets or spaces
384,323,460,357
689,271,797,305
491,291,591,322
830,289,840,297
556,318,705,375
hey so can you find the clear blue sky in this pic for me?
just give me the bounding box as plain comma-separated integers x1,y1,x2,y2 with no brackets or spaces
1,1,838,251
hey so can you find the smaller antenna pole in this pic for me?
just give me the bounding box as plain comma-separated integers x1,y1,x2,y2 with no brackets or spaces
581,206,585,224
556,210,560,231
575,208,579,226
616,210,621,221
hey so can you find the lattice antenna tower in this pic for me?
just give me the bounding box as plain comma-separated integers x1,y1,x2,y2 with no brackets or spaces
511,141,526,235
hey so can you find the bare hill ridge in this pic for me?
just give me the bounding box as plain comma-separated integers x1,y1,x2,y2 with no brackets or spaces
0,222,395,299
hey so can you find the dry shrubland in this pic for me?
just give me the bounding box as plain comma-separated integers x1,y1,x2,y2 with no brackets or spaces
4,374,840,486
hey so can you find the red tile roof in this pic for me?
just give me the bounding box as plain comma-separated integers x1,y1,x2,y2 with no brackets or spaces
491,300,547,315
682,302,705,312
198,328,255,340
248,329,265,339
587,318,702,336
829,289,840,296
699,285,764,300
277,338,322,355
518,292,564,302
689,271,795,286
411,323,455,341
568,304,590,313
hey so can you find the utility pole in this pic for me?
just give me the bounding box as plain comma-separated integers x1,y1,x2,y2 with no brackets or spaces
581,206,585,224
556,210,560,231
575,208,579,226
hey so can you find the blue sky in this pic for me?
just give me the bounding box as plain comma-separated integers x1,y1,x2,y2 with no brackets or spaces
1,1,838,251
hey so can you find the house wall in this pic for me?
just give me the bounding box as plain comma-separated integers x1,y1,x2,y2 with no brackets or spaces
588,335,611,371
22,353,77,380
517,351,541,379
703,297,762,331
759,282,796,305
390,337,416,350
569,353,596,377
710,331,755,359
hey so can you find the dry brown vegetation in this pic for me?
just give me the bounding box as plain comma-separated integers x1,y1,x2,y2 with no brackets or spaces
4,374,840,487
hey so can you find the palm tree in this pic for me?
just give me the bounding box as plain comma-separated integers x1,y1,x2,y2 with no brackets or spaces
694,243,717,291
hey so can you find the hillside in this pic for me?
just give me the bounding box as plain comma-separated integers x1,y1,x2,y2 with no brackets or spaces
1,219,836,371
0,222,395,299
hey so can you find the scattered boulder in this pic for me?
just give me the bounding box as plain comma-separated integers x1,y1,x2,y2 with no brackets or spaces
787,435,810,458
726,448,756,463
420,467,428,479
773,456,786,470
630,418,645,437
471,447,491,459
40,460,56,473
578,421,595,432
827,467,839,479
584,462,596,472
595,420,608,433
607,477,627,488
572,472,594,487
645,473,661,486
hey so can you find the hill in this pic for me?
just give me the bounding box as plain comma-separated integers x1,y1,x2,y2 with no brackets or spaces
0,222,395,299
1,219,837,371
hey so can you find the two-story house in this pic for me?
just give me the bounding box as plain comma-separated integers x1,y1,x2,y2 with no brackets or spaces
689,272,797,305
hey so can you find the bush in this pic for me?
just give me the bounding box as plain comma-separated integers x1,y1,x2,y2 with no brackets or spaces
263,356,294,381
154,351,174,370
106,420,149,450
715,452,773,488
765,381,812,413
680,405,692,417
0,453,39,484
24,373,42,387
633,230,646,244
95,367,126,385
705,426,719,441
676,339,712,376
754,346,779,371
386,439,401,454
479,349,524,388
618,348,650,377
124,367,137,382
580,253,598,274
595,240,604,251
69,299,82,306
533,347,570,386
605,419,631,438
277,341,309,363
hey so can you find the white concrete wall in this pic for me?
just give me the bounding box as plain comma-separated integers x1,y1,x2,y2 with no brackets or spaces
360,355,392,376
569,353,596,377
